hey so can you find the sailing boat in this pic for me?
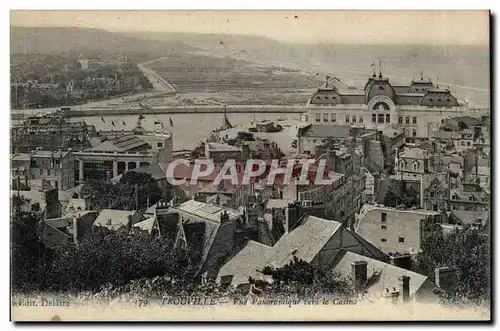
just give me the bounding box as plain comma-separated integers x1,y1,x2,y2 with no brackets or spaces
221,105,233,130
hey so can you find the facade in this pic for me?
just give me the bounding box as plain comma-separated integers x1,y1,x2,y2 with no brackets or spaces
11,149,75,191
75,131,173,183
354,203,445,255
303,70,488,141
394,148,431,182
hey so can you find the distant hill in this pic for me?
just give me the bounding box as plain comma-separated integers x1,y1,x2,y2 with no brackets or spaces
10,26,199,54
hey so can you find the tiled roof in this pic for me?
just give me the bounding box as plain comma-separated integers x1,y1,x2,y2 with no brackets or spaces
300,124,352,139
172,200,240,224
400,148,428,160
86,134,149,152
432,131,462,140
451,210,488,226
94,209,136,230
133,217,157,234
332,250,433,297
216,241,273,286
268,216,342,267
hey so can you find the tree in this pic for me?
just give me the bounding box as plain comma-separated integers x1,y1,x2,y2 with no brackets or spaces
86,172,162,211
413,220,490,306
252,257,356,299
382,180,418,208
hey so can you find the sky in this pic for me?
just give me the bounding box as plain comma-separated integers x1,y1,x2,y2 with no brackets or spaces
10,10,490,45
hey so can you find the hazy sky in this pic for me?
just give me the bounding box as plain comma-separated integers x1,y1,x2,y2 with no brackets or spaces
11,10,489,45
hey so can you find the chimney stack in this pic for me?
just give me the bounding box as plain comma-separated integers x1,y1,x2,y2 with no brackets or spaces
390,253,413,270
434,266,458,291
351,261,368,286
398,275,411,303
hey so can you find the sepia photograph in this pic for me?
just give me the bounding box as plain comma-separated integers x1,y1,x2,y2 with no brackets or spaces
9,10,491,322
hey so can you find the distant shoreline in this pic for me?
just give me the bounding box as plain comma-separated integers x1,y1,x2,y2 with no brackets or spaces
10,105,306,121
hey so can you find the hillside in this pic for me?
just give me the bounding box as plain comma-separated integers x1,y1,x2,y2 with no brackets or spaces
10,26,199,55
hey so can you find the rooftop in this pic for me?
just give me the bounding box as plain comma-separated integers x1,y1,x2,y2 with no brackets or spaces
172,199,241,224
206,143,242,152
299,124,352,139
93,209,137,230
399,148,429,160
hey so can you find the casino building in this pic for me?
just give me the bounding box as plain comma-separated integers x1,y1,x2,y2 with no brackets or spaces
303,68,489,143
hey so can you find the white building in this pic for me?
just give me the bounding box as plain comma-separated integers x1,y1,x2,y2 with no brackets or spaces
303,70,488,142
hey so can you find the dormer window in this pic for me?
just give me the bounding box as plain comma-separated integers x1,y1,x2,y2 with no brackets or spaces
452,194,458,200
332,96,337,100
316,96,321,100
379,86,385,90
325,96,329,99
469,195,475,201
437,98,442,102
447,98,451,102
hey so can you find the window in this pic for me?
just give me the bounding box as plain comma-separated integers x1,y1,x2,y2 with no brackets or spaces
398,117,403,124
359,116,363,123
467,141,471,146
323,113,329,122
433,204,438,211
372,114,377,123
452,194,458,200
330,113,337,123
316,96,321,100
469,195,475,201
429,98,434,102
381,225,387,230
352,116,357,123
446,98,451,102
381,238,387,243
315,113,321,122
377,114,384,124
430,191,435,197
460,141,465,146
381,212,387,222
345,115,350,123
157,142,164,148
412,117,417,124
324,96,329,100
385,114,391,123
399,237,405,243
47,169,51,176
412,129,417,137
413,163,418,171
437,98,442,102
55,159,60,166
312,139,317,143
406,117,410,124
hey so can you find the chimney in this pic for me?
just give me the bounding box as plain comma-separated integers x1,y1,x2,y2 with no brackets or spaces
434,266,458,291
398,275,410,303
351,261,368,286
390,253,413,270
220,210,230,224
